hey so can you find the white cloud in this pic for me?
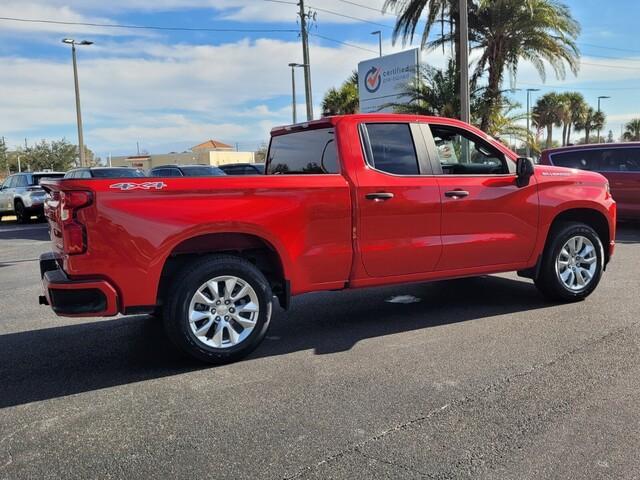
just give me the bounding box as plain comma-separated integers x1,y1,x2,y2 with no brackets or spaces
0,37,392,154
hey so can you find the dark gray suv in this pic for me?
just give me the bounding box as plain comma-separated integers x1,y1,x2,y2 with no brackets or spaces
0,172,65,223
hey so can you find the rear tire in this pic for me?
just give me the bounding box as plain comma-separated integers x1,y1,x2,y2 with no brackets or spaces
535,222,604,302
14,200,28,224
163,255,273,364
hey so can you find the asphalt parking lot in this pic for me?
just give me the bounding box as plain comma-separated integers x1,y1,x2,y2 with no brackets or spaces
1,219,639,479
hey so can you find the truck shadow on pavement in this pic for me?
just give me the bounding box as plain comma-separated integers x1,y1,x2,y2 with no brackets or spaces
1,275,554,409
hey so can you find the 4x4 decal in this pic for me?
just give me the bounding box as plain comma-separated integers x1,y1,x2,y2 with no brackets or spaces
109,181,167,191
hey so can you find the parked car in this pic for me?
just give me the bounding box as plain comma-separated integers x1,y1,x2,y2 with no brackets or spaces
64,167,146,179
38,114,615,364
148,164,226,177
540,143,640,220
219,163,265,175
0,171,65,223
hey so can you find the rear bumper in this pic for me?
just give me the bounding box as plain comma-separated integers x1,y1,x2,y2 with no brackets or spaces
39,252,119,317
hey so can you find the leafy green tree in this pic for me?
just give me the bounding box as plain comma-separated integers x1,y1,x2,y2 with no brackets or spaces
383,60,462,117
484,99,531,146
386,0,580,131
321,71,359,116
0,137,8,174
574,108,605,145
532,92,564,148
15,138,91,172
560,92,586,145
623,119,640,141
468,0,580,131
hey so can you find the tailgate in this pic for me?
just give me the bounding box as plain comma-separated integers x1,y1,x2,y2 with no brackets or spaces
40,179,65,252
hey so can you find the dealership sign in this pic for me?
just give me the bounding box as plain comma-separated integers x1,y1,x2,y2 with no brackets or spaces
358,48,419,113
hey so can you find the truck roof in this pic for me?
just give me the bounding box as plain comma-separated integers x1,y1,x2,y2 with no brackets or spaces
270,114,476,137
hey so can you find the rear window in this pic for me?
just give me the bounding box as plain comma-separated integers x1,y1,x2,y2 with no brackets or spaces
91,169,146,178
32,173,64,185
267,128,339,175
180,166,226,177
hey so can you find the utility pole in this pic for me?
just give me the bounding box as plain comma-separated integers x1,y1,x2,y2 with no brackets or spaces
298,0,314,121
526,88,540,158
458,0,470,124
62,38,93,167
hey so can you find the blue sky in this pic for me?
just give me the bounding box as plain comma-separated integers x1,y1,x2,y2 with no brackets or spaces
1,0,640,159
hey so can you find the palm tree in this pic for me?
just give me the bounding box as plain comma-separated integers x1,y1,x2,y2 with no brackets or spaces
574,107,605,144
485,100,531,145
532,92,564,148
383,60,460,116
467,0,580,131
321,71,359,116
560,91,587,145
623,119,640,141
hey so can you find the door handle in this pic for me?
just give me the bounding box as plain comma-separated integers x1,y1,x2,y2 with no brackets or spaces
365,192,394,201
444,190,470,198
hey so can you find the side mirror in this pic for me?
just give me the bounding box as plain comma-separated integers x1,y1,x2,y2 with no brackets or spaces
516,157,535,187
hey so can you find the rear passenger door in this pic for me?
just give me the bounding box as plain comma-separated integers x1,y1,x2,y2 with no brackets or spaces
424,123,538,271
356,122,442,277
599,147,640,219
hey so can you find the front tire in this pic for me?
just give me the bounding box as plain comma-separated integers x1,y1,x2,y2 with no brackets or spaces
163,255,273,364
14,200,28,224
535,222,604,302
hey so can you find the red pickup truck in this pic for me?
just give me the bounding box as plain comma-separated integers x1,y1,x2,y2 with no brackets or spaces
39,114,616,364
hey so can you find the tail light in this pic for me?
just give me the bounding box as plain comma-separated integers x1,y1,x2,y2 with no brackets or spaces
60,190,93,255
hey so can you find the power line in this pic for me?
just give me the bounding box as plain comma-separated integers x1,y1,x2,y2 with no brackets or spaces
518,83,639,92
332,0,389,14
579,42,640,55
0,16,298,33
580,60,640,71
309,32,378,53
308,5,394,29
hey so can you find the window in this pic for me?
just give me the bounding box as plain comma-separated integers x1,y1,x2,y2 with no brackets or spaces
601,148,640,172
150,168,181,177
1,177,10,189
180,166,225,177
430,125,508,175
363,123,419,175
14,175,28,187
550,150,601,171
267,128,339,175
32,173,64,184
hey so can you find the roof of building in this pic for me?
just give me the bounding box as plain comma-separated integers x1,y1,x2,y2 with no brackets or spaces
191,139,233,150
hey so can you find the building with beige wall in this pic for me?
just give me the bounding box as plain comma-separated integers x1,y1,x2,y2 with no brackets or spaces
110,139,256,169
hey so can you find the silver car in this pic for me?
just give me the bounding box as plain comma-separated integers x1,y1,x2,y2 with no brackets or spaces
0,172,65,223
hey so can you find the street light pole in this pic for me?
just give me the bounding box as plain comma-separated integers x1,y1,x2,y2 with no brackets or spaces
459,0,470,123
526,88,540,158
288,63,306,124
371,31,382,57
597,95,611,144
62,38,93,167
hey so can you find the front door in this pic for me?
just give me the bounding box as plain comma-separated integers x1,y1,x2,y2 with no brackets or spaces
424,123,539,271
0,176,15,213
356,122,442,277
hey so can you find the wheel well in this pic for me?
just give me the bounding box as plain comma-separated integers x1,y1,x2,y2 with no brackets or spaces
549,208,611,263
157,233,288,309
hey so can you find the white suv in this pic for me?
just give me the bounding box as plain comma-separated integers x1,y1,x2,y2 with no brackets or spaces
0,172,65,223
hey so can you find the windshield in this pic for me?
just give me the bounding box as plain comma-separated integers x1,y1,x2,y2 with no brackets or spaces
181,166,226,177
31,173,65,185
92,169,146,178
